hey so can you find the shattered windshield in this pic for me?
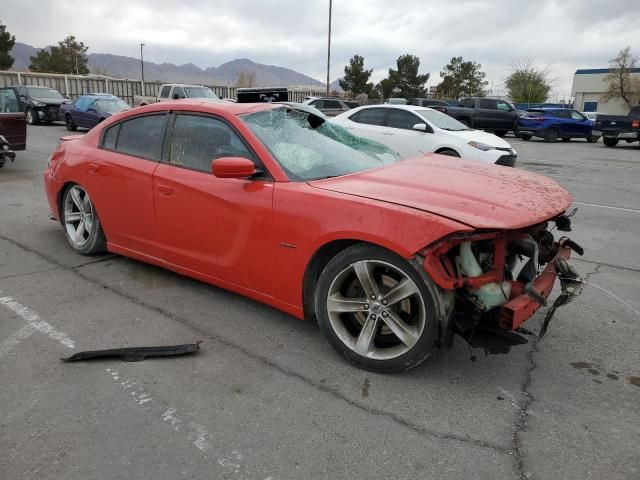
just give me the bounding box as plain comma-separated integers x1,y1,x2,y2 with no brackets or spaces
242,108,399,181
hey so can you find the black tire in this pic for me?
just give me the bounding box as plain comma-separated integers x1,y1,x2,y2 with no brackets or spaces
544,128,559,143
314,244,440,373
25,108,39,125
437,149,461,157
587,135,599,143
65,115,77,132
61,184,107,255
562,137,571,142
519,133,532,141
494,130,508,137
603,138,619,147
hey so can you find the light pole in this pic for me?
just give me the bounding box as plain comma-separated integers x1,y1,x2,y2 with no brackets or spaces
140,43,146,93
326,0,332,96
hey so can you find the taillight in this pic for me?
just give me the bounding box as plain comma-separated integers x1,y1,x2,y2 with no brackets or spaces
632,119,640,129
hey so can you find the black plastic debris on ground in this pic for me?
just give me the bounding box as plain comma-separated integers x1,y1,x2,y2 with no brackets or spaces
62,342,201,362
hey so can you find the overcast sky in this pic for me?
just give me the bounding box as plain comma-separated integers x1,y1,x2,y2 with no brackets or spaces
3,0,640,98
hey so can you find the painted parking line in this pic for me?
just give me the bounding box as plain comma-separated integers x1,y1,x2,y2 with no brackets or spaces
572,201,640,214
0,292,75,349
0,290,216,457
0,324,36,358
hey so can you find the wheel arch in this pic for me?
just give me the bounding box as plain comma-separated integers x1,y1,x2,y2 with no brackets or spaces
434,147,460,156
302,238,408,322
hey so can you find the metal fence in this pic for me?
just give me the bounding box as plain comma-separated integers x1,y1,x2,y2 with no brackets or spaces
0,70,325,105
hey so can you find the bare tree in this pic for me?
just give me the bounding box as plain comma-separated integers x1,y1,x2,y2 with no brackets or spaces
234,71,257,88
603,47,640,108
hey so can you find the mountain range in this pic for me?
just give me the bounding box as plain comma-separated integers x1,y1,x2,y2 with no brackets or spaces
9,42,330,88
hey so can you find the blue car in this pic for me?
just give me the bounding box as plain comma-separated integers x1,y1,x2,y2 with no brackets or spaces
59,94,130,131
515,108,600,143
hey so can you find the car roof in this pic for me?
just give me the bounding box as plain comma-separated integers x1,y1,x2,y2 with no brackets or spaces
353,104,434,112
132,99,280,116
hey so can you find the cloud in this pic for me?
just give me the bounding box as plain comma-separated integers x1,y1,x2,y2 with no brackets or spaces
2,0,639,96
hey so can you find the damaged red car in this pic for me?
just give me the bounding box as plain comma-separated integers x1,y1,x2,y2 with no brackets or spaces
44,101,582,372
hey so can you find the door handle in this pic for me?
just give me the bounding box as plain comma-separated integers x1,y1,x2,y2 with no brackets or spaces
157,184,174,196
87,163,99,174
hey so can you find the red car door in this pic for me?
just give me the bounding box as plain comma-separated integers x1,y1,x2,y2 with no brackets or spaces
84,113,168,256
152,113,275,294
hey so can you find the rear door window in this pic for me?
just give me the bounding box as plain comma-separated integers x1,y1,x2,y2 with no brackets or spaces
159,86,171,98
552,110,571,119
350,108,387,126
115,114,168,160
479,99,498,110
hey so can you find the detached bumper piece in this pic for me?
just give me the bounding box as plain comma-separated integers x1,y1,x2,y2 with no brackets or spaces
62,342,201,362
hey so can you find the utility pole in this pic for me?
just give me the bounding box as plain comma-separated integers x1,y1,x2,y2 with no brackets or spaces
326,0,332,96
140,43,146,93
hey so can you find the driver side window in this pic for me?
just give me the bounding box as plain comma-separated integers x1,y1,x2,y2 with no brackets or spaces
167,114,253,173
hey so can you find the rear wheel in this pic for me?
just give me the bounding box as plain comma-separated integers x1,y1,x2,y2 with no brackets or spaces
315,244,439,373
544,128,559,143
518,133,532,141
65,115,77,131
494,130,508,137
603,138,619,147
62,185,107,254
562,137,571,142
587,135,599,143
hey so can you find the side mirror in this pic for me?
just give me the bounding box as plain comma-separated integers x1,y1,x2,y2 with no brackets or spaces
173,93,181,99
412,123,428,132
212,156,257,179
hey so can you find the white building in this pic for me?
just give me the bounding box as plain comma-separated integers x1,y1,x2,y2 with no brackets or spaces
571,68,640,115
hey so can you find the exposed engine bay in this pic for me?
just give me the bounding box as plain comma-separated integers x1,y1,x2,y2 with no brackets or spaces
422,211,584,355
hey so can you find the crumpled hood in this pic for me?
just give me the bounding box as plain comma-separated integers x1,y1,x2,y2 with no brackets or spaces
308,155,572,230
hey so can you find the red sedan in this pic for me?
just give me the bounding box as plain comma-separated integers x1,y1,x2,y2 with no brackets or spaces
44,100,581,372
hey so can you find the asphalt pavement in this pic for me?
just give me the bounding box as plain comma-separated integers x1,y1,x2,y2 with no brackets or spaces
1,124,638,480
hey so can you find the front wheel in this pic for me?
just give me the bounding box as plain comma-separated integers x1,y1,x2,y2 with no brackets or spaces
518,133,532,141
315,244,440,373
26,108,39,125
65,115,77,131
62,184,107,254
603,138,619,147
493,130,508,137
544,128,559,143
437,149,461,157
562,137,571,142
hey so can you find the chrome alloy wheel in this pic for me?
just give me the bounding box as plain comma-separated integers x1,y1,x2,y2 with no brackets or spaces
326,260,426,360
64,185,94,247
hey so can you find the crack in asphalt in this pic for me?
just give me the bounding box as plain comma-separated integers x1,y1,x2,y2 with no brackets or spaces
0,233,511,456
573,257,640,274
0,266,60,280
511,263,603,480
